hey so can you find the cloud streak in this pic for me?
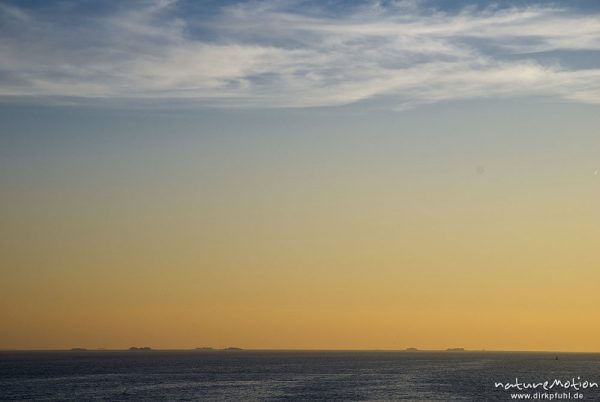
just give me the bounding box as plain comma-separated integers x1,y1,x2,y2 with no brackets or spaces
1,0,600,108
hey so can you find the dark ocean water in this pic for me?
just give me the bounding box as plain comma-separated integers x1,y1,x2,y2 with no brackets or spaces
1,351,600,401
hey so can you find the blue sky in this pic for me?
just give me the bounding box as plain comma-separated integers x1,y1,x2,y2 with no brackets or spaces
1,0,600,109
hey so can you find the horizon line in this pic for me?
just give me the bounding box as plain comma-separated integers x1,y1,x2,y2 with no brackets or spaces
2,348,600,354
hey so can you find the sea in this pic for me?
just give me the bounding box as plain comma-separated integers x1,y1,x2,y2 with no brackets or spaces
1,350,600,401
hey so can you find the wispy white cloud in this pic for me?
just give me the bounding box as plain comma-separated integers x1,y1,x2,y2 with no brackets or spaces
0,0,600,108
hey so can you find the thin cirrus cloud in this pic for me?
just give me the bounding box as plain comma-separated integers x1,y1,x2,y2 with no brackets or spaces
0,0,600,108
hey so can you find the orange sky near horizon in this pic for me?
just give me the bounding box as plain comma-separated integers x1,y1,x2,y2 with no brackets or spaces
2,102,600,352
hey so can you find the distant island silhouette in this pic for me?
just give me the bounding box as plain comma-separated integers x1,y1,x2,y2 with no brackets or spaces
58,347,481,353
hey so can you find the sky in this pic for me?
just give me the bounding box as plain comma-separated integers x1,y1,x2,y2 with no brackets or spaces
1,0,600,351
